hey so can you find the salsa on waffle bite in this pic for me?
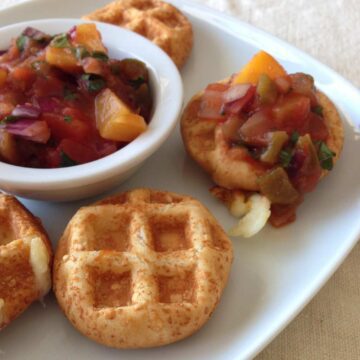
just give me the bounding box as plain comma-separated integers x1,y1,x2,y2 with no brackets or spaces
181,51,344,231
53,188,233,348
0,23,153,168
0,193,52,330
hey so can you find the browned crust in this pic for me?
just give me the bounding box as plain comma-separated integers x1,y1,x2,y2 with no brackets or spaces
53,188,233,348
82,0,193,68
180,80,344,190
0,193,53,330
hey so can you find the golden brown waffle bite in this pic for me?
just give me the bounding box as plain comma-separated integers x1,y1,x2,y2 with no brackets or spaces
82,0,193,68
0,194,52,330
180,84,344,191
53,188,233,348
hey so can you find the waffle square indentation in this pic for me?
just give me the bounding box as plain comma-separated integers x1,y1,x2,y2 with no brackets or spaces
91,210,131,251
91,269,132,308
150,214,191,252
157,272,195,303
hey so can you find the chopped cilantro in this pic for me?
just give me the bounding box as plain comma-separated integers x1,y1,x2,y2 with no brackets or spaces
51,33,71,48
60,151,77,167
31,60,45,71
91,51,109,62
313,105,323,116
63,87,77,101
64,115,72,123
75,46,90,60
290,131,299,144
16,35,28,51
0,115,18,124
279,149,292,168
81,74,105,93
318,141,335,170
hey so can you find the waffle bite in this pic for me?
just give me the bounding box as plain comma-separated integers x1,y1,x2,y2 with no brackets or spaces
181,51,344,228
0,194,52,330
53,188,233,348
82,0,193,68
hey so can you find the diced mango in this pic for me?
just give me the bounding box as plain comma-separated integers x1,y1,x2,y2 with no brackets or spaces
0,130,18,164
45,47,80,73
95,88,147,142
73,24,107,53
232,51,287,85
0,68,7,88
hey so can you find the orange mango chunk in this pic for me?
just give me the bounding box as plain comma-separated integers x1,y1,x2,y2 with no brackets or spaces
0,130,18,163
0,68,7,88
73,24,107,53
95,88,147,142
232,51,287,85
45,47,80,73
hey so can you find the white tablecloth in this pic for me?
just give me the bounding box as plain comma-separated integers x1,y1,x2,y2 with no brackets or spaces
1,0,359,358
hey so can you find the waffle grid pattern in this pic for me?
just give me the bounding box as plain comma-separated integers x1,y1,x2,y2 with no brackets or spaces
55,189,233,348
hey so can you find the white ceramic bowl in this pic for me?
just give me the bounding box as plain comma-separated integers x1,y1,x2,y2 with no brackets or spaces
0,19,183,201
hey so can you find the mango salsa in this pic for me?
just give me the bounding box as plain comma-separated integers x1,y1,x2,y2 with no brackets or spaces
45,47,80,73
232,50,287,85
95,88,147,142
73,24,107,53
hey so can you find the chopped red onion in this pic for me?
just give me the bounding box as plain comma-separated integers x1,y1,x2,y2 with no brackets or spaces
6,119,50,143
12,104,41,119
223,86,256,115
68,26,77,40
23,27,50,42
0,49,7,56
96,141,117,157
198,90,226,120
222,84,251,104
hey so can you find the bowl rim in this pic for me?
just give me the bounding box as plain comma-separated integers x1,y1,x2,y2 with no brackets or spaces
0,18,183,190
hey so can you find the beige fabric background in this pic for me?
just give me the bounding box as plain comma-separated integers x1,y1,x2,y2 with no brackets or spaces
0,0,359,359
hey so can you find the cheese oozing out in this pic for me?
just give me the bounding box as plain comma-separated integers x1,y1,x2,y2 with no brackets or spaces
27,236,51,297
228,193,271,238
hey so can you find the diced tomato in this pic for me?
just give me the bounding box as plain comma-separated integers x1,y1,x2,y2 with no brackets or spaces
63,107,90,124
269,202,299,227
305,112,329,141
59,138,97,164
289,140,322,193
272,93,311,133
239,108,274,146
289,73,317,106
33,76,64,97
45,147,61,168
0,40,20,62
82,57,104,75
9,67,36,91
43,113,90,142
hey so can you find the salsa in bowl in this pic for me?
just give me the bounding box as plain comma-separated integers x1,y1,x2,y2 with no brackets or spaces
0,23,153,168
0,19,183,200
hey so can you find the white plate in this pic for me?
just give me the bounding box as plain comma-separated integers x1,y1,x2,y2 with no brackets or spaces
0,1,360,359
